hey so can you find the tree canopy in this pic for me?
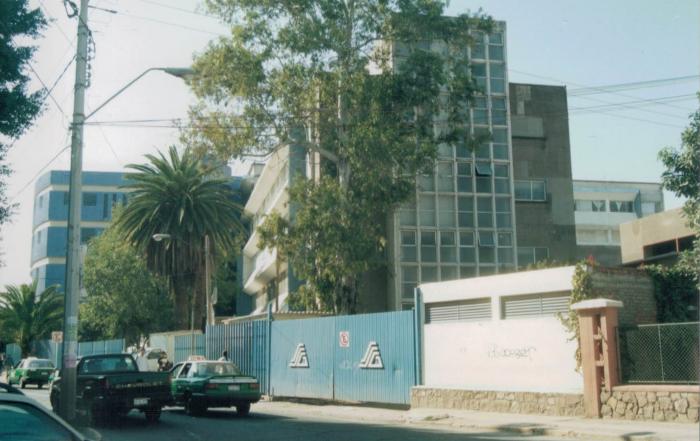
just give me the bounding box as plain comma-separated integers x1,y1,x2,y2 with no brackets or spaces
188,0,492,312
0,0,46,226
80,212,173,345
0,282,62,357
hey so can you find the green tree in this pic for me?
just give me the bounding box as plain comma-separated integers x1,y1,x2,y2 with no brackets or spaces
80,215,173,345
659,97,700,269
116,147,245,329
0,282,62,357
0,1,46,226
187,0,492,313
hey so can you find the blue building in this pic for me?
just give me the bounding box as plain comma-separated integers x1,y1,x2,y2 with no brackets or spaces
30,171,127,293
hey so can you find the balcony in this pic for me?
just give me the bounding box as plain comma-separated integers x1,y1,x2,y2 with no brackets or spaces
243,247,278,294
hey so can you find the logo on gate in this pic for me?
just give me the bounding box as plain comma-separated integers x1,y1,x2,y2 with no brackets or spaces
359,341,384,369
289,343,309,368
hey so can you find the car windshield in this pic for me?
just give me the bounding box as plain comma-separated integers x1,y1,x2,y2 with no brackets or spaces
78,356,137,374
193,362,241,377
27,360,54,369
0,402,76,441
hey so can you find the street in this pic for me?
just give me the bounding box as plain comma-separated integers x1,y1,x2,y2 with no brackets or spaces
20,388,568,441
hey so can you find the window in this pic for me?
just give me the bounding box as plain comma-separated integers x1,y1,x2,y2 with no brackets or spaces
497,232,514,266
441,265,458,281
478,230,495,246
399,206,416,226
492,128,509,160
477,196,493,228
475,162,492,193
494,164,510,194
514,180,546,201
438,144,453,159
426,298,492,323
575,199,606,212
472,97,488,125
576,228,609,245
458,196,474,227
478,230,495,264
459,231,475,263
488,32,504,61
471,33,485,59
400,230,417,262
421,265,438,283
457,162,473,193
36,230,42,244
418,195,435,226
610,200,634,213
491,97,507,125
437,195,456,227
420,231,437,262
517,247,549,266
471,62,487,91
437,162,454,192
80,228,100,244
83,192,97,206
440,231,457,263
495,197,512,228
37,195,43,209
401,266,418,300
502,293,570,319
489,62,505,94
418,171,435,192
102,193,110,219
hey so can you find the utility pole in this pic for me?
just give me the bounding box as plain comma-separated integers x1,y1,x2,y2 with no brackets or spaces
60,0,89,421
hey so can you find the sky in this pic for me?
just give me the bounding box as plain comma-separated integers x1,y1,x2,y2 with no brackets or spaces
0,0,698,287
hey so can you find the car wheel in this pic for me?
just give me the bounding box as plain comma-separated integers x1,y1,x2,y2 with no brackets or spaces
185,396,201,416
145,407,162,423
19,379,26,389
37,382,43,389
50,392,59,413
236,403,251,416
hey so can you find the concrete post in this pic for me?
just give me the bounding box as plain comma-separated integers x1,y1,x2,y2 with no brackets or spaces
571,299,623,418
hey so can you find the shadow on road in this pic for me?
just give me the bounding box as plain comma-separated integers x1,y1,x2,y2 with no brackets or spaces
80,408,562,441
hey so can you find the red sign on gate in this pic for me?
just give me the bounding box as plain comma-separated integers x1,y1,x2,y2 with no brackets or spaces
339,331,350,348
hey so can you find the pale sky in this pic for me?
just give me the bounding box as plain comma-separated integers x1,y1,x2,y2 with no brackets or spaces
0,0,698,287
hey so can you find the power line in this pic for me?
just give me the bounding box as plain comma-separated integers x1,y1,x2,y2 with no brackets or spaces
569,75,700,96
136,0,220,19
27,62,70,119
37,0,73,44
9,143,71,203
117,11,226,36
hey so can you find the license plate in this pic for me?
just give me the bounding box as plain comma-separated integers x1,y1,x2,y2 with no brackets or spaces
227,385,240,391
134,398,149,406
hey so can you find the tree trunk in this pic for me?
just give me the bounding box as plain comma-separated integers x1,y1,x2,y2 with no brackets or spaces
172,273,190,330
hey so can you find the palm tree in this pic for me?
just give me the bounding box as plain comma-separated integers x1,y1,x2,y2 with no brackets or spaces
0,283,63,357
116,146,245,330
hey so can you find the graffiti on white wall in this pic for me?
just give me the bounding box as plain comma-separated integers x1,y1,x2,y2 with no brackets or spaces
487,344,537,361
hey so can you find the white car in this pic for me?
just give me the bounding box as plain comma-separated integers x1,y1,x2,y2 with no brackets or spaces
0,382,93,441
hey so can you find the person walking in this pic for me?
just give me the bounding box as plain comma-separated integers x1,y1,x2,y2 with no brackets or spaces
135,347,149,371
218,350,229,362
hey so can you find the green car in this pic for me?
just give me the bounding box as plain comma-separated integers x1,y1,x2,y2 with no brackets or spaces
169,360,261,416
9,358,55,389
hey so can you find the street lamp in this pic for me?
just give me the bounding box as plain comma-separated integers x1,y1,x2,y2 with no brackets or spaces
60,21,195,419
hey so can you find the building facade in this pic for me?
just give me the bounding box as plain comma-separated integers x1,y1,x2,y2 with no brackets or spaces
573,180,664,265
31,171,127,293
619,207,695,266
509,83,577,267
389,22,517,310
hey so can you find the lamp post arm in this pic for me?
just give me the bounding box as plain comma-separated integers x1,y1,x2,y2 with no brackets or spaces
85,67,160,121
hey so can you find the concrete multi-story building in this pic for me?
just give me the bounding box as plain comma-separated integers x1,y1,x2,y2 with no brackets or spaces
509,83,577,267
620,208,695,266
573,180,664,265
31,171,127,293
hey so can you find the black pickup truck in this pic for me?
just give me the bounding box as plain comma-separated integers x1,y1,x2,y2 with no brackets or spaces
49,353,170,425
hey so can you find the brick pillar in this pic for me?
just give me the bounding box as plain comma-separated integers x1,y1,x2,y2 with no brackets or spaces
571,299,623,418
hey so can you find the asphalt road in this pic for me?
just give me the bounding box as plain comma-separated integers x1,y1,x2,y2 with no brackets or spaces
21,387,569,441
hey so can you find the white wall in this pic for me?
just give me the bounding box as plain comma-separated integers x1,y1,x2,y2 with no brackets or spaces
424,317,582,394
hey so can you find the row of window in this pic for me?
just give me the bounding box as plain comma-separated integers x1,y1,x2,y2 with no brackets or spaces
576,227,620,245
425,292,570,324
574,199,634,213
418,161,511,196
400,263,514,299
400,195,513,229
33,227,104,245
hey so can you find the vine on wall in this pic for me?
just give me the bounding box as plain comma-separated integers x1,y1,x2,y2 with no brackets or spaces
643,264,698,323
559,262,595,371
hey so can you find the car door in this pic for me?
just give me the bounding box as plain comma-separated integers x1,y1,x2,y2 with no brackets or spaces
169,363,183,400
12,361,25,383
173,363,191,403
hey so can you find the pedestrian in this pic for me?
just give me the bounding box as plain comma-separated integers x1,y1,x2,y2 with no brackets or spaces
135,347,149,371
218,350,229,362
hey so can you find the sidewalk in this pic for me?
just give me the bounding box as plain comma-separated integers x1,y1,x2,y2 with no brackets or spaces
257,400,700,441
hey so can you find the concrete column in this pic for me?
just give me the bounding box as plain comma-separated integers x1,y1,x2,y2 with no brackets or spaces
571,299,623,418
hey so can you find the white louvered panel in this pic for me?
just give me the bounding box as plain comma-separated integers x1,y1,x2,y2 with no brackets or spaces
541,295,570,314
426,303,460,323
503,297,542,318
458,300,491,321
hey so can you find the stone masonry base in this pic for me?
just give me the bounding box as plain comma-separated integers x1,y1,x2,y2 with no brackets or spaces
601,385,700,423
411,387,584,417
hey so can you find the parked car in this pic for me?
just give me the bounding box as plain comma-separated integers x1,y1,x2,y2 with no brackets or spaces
169,360,261,416
0,382,93,441
8,357,55,389
50,353,171,425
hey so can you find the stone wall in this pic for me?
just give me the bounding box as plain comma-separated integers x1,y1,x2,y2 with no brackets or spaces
600,386,699,423
589,266,657,325
412,387,584,417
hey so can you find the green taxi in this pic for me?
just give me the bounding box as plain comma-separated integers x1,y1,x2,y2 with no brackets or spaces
8,358,55,389
169,360,261,416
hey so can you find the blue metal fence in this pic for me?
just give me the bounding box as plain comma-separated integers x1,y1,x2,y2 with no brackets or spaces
269,311,416,404
173,334,205,363
206,320,268,394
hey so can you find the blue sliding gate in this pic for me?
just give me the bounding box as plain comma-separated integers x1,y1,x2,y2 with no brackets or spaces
270,311,416,405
